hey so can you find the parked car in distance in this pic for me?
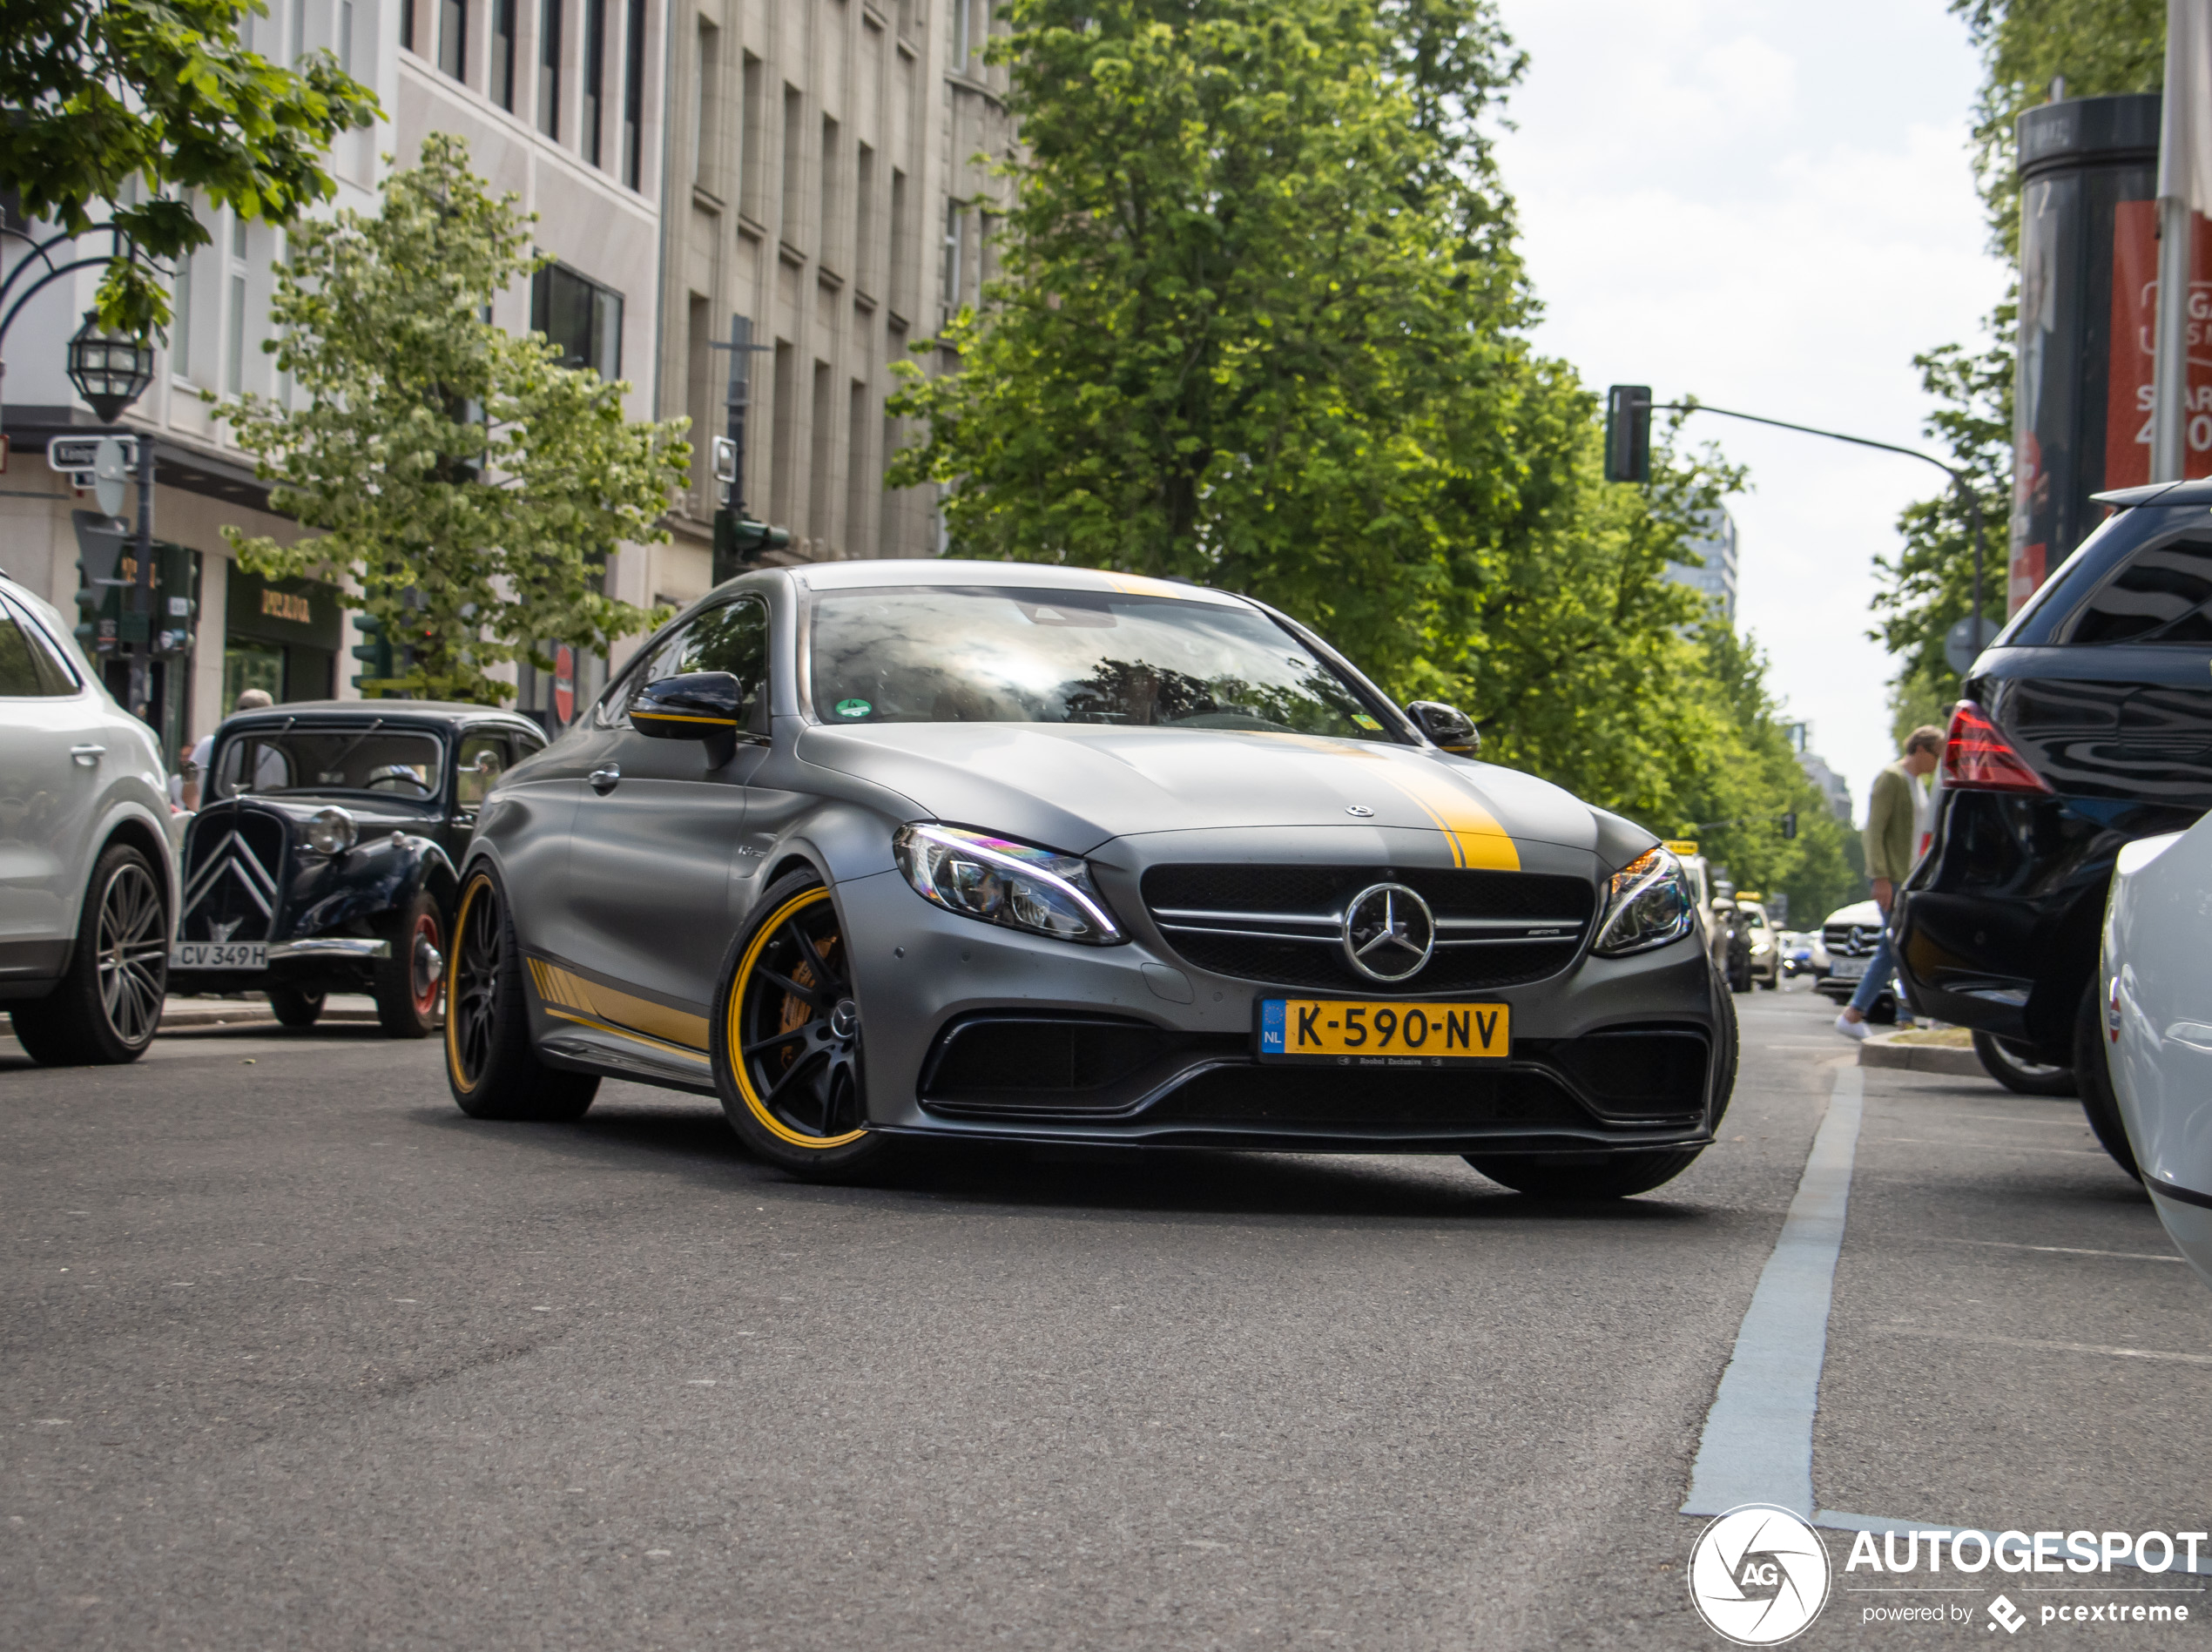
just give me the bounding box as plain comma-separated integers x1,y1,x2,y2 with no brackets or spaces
0,569,179,1065
171,702,546,1035
2100,815,2212,1216
1895,477,2212,1141
1736,895,1779,990
1777,929,1829,981
446,560,1738,1199
1817,900,1896,1023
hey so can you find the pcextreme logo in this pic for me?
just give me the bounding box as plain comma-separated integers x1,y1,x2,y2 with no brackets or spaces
1689,1504,1833,1645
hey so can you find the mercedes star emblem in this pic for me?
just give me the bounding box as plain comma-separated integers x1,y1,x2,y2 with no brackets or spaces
1342,882,1436,983
1345,804,1375,817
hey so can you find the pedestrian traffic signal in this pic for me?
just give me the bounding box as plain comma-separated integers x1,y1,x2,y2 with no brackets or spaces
713,510,792,582
1781,811,1797,840
1604,384,1652,484
350,612,393,692
70,509,132,649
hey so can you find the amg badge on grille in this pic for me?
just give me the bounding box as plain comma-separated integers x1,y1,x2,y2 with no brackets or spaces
1342,882,1435,983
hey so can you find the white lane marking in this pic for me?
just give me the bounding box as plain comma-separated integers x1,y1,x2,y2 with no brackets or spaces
1942,1239,2182,1264
1877,1324,2212,1365
1682,1064,1864,1519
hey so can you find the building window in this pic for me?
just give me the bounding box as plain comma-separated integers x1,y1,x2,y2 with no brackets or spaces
583,0,606,166
531,262,624,379
942,199,963,313
401,0,416,52
172,249,194,381
340,0,354,70
537,0,563,137
289,0,306,57
492,0,516,108
780,84,804,249
854,143,875,294
952,0,969,67
226,214,249,395
819,116,840,273
693,20,719,190
623,0,646,188
738,54,765,222
439,0,466,79
889,167,908,313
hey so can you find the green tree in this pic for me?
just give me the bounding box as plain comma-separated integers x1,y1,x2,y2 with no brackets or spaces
0,0,380,335
216,135,690,705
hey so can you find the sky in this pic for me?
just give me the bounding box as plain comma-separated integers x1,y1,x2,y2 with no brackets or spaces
1487,0,2011,819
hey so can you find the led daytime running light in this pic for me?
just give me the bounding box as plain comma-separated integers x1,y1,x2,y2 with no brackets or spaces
1592,846,1696,957
894,823,1125,944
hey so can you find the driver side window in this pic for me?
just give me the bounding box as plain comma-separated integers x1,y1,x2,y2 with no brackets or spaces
613,598,771,731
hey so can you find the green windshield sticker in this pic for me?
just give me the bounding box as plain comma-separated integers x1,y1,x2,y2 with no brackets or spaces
834,698,873,718
1352,713,1381,730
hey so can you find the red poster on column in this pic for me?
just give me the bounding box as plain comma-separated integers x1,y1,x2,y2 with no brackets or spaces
553,644,575,726
2106,199,2212,489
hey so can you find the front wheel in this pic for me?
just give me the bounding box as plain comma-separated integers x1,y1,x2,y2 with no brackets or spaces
1465,1148,1706,1200
711,873,897,1180
1971,1029,2075,1096
443,868,598,1122
268,986,326,1028
10,841,168,1066
374,888,446,1038
2074,984,2140,1180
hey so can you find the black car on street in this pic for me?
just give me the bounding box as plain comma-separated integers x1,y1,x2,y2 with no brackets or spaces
169,703,547,1035
1895,477,2212,1169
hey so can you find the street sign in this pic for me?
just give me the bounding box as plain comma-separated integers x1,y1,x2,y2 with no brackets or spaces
48,434,137,475
91,437,130,516
1943,614,2001,677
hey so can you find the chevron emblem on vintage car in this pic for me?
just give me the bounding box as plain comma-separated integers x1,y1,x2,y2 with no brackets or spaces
183,826,280,926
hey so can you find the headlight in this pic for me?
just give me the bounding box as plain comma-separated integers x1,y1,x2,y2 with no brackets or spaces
305,806,358,856
894,823,1125,945
1591,846,1696,957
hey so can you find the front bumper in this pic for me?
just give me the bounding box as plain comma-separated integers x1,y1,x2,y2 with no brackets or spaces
167,935,393,995
838,867,1729,1154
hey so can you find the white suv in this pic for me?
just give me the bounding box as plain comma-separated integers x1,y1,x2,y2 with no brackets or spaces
0,570,179,1063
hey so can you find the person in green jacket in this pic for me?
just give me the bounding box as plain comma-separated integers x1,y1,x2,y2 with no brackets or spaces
1836,725,1945,1039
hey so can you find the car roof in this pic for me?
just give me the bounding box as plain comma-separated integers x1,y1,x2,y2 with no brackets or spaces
2090,478,2212,507
218,700,540,732
787,557,1256,609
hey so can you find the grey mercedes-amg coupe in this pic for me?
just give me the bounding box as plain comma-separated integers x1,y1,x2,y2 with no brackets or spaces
445,560,1735,1197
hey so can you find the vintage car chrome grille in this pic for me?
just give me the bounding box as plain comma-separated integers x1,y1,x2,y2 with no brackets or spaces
1822,921,1882,959
179,805,291,943
1138,864,1595,993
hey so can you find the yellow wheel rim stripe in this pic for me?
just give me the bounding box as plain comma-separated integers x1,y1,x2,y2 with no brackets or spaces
445,874,490,1095
726,887,867,1150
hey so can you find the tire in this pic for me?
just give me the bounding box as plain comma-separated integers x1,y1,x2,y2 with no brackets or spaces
373,887,446,1038
10,841,168,1066
1971,1029,2075,1097
443,867,598,1122
710,872,897,1180
267,986,326,1028
1466,1147,1707,1200
2074,984,2141,1180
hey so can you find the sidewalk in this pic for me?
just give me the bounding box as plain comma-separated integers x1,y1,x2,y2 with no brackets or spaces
159,994,381,1031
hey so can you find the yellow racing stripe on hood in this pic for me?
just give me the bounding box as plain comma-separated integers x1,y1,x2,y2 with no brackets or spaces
1372,757,1521,871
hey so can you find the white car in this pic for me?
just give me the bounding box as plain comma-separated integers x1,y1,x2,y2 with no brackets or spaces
0,569,179,1064
2101,813,2212,1284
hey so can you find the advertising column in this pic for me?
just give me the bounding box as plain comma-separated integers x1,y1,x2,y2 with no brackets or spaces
2012,94,2161,613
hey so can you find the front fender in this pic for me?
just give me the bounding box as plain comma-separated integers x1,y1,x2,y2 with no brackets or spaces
288,835,459,939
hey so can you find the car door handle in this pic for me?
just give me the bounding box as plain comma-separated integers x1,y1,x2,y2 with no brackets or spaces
589,765,620,794
69,744,105,765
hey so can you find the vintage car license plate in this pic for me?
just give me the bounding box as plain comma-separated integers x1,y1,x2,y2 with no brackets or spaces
1258,997,1509,1064
170,941,267,971
1828,955,1868,981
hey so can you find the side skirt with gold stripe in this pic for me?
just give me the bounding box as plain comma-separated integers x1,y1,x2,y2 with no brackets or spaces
524,955,712,1067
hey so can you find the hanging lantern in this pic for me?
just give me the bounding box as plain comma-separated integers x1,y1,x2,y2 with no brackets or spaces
65,312,156,423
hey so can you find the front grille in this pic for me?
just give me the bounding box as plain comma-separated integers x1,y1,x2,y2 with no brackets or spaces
1141,864,1594,993
1823,921,1883,959
921,1015,1236,1115
179,805,291,942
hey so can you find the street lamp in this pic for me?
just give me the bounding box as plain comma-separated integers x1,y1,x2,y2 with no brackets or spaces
64,312,155,422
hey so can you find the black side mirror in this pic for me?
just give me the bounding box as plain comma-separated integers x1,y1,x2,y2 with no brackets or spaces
633,671,747,763
1406,700,1480,755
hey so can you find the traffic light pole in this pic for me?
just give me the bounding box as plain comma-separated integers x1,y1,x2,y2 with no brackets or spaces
709,314,787,578
126,430,155,720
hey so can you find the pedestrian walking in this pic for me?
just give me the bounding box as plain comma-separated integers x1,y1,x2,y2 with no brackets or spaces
180,688,275,811
1835,725,1946,1040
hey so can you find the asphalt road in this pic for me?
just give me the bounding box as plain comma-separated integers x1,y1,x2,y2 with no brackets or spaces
3,985,2206,1649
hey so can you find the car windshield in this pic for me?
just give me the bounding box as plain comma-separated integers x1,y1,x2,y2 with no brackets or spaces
214,728,445,801
808,585,1398,741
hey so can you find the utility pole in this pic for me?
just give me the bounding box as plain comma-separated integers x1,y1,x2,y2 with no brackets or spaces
709,313,788,582
126,428,156,719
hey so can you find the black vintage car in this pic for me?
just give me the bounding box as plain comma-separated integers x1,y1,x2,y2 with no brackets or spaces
1895,478,2212,1169
169,703,548,1035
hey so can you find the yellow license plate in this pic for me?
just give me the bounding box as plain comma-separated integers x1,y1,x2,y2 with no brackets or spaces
1257,997,1509,1065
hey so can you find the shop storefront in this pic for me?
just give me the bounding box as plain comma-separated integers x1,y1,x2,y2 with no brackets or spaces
222,566,342,706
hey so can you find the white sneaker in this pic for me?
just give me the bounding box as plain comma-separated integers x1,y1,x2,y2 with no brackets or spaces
1834,1014,1871,1042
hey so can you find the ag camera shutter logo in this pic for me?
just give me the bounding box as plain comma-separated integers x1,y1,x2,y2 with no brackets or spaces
1689,1504,1832,1644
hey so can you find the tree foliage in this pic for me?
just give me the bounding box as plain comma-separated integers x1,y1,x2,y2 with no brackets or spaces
0,0,379,335
216,136,689,705
888,0,1851,910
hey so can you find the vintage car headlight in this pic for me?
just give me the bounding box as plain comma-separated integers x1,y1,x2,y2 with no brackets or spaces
894,823,1125,945
1591,846,1696,957
304,806,358,857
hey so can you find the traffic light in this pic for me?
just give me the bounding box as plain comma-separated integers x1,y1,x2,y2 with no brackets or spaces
71,509,131,650
351,612,393,692
1604,384,1652,484
713,510,792,583
1781,811,1798,840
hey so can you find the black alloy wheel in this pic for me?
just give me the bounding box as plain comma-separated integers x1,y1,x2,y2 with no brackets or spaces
10,843,168,1066
443,869,598,1121
711,872,893,1179
1971,1029,2076,1097
268,986,327,1028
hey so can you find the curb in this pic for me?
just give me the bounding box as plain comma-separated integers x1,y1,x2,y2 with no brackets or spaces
158,1002,381,1030
1858,1034,1986,1077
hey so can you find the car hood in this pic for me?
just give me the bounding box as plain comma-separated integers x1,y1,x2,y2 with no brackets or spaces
1824,900,1883,927
795,723,1600,867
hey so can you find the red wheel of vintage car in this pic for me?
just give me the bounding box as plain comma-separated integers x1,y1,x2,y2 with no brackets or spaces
409,910,445,1017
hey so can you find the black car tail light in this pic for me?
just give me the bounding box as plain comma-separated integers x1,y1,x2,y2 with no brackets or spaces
1945,702,2053,794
